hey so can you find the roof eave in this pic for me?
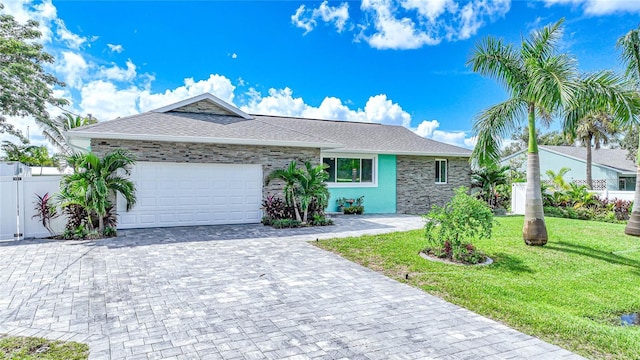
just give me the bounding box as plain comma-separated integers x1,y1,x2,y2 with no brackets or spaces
66,131,341,149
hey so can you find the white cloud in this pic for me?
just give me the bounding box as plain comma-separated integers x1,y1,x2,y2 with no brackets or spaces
231,53,238,59
414,119,440,137
107,43,124,53
294,0,509,49
54,19,86,49
362,0,441,49
291,1,350,35
543,0,640,14
53,51,90,88
98,60,137,82
413,119,475,148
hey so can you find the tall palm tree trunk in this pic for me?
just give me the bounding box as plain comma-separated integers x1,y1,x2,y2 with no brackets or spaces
625,132,640,236
523,108,548,246
586,139,593,190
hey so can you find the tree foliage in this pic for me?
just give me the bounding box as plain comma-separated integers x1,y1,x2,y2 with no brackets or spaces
1,139,59,167
0,4,68,140
58,150,137,233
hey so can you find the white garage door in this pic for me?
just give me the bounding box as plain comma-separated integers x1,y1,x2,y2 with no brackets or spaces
117,162,262,229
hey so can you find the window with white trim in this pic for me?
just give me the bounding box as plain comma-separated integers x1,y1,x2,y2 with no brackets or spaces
322,155,375,185
435,159,447,184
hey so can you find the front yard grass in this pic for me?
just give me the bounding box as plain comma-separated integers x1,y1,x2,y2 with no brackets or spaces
0,335,88,360
315,216,640,359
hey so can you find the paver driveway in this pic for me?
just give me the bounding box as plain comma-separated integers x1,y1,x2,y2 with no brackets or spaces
0,215,584,360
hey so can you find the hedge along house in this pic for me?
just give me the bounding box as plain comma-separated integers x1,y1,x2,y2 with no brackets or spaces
67,93,471,229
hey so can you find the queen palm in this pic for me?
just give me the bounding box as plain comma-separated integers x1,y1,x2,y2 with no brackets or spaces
59,149,136,233
468,19,637,245
617,26,640,236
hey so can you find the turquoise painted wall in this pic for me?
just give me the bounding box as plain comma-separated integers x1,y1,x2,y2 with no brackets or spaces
326,154,396,213
502,149,620,190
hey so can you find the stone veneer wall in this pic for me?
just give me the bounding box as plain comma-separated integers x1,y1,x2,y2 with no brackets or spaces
396,156,471,214
90,139,320,199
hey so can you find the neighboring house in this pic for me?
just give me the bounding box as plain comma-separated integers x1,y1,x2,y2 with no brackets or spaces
67,93,471,229
501,145,636,191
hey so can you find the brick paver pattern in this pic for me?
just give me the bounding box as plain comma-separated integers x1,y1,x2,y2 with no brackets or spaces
0,215,585,359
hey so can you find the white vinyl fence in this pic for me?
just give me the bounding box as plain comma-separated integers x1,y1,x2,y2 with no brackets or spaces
0,175,65,241
511,182,635,215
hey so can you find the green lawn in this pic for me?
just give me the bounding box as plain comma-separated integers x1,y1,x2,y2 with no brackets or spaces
315,216,640,359
0,335,88,360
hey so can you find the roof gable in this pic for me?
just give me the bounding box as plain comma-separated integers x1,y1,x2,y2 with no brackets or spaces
151,93,253,119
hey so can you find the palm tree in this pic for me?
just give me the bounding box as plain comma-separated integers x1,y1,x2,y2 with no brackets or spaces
545,167,571,191
617,26,640,236
297,161,330,223
265,161,303,222
468,19,637,246
40,113,97,155
567,112,617,189
59,149,136,233
471,164,509,209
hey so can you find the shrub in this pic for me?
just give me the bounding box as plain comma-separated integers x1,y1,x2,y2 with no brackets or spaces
309,214,333,226
32,192,59,236
271,219,302,228
423,187,492,264
262,196,294,220
103,226,117,237
343,206,364,215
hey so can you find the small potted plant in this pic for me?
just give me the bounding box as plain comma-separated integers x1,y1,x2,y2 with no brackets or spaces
343,196,364,215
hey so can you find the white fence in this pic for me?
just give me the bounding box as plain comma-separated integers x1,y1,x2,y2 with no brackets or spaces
511,182,635,215
0,175,65,240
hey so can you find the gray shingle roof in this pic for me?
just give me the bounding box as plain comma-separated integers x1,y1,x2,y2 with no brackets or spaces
541,145,636,173
69,97,471,157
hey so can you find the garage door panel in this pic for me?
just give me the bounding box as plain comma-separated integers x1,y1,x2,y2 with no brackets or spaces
118,162,262,229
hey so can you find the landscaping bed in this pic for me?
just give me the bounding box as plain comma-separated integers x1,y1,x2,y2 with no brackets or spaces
314,216,640,359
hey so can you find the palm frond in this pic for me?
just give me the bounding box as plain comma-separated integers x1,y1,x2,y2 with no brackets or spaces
467,36,526,93
472,98,527,167
521,18,565,62
616,26,640,86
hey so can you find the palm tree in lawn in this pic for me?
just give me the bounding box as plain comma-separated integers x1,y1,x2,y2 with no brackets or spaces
266,161,303,222
468,19,638,245
567,112,617,189
297,161,330,224
59,149,136,233
617,26,640,236
40,113,98,155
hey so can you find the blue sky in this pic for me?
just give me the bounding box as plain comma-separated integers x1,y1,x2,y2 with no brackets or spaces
3,0,640,149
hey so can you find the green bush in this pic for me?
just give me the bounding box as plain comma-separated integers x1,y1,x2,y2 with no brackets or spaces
423,187,492,264
271,219,303,228
309,215,333,226
343,206,364,215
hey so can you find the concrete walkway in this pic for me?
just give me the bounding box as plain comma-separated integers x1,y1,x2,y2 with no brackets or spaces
0,215,584,359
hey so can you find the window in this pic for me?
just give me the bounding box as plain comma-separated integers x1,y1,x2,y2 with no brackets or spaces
435,159,447,184
322,155,375,185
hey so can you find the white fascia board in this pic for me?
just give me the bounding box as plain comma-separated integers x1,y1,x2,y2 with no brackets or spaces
66,131,341,149
150,93,253,120
322,148,471,157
